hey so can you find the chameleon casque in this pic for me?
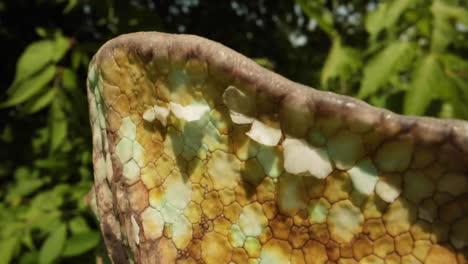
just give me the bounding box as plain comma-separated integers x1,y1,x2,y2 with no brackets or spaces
87,32,468,264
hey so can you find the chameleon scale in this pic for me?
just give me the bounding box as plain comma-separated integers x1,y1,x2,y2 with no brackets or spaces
87,32,468,264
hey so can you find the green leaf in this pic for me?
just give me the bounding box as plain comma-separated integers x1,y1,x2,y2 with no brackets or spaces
61,68,78,91
1,125,13,143
404,54,453,115
36,27,48,37
1,65,56,108
296,0,335,36
53,32,70,62
22,88,56,114
359,41,413,98
365,0,413,40
439,54,468,119
441,54,468,89
0,236,20,264
9,40,55,93
431,0,468,52
9,177,44,197
432,0,468,25
8,167,44,197
19,251,39,264
63,0,79,13
22,229,36,251
431,10,455,53
49,99,68,152
71,50,83,70
39,224,67,264
27,191,65,223
62,231,100,257
321,38,361,87
365,2,389,39
68,216,91,235
385,0,414,29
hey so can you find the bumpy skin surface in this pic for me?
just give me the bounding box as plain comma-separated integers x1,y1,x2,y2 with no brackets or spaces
87,32,468,264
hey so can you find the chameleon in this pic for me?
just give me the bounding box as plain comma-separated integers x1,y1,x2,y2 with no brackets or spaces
87,32,468,264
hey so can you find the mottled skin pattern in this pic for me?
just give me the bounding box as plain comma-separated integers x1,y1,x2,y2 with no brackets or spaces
87,32,468,264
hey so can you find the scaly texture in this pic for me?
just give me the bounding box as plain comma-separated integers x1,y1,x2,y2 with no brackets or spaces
87,32,468,264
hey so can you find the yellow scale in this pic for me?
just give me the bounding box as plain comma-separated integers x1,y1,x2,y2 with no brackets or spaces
87,32,468,264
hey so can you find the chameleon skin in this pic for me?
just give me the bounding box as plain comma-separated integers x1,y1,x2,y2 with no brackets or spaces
87,32,468,264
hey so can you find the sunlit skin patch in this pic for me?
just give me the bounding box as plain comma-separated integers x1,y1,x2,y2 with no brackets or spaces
87,32,468,264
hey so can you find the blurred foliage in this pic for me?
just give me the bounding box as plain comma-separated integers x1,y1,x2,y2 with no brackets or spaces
0,0,467,263
306,0,468,117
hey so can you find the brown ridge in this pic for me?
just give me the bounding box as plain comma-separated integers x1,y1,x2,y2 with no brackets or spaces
89,31,468,156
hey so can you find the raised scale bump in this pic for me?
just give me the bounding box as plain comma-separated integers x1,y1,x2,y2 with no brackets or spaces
87,32,468,264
